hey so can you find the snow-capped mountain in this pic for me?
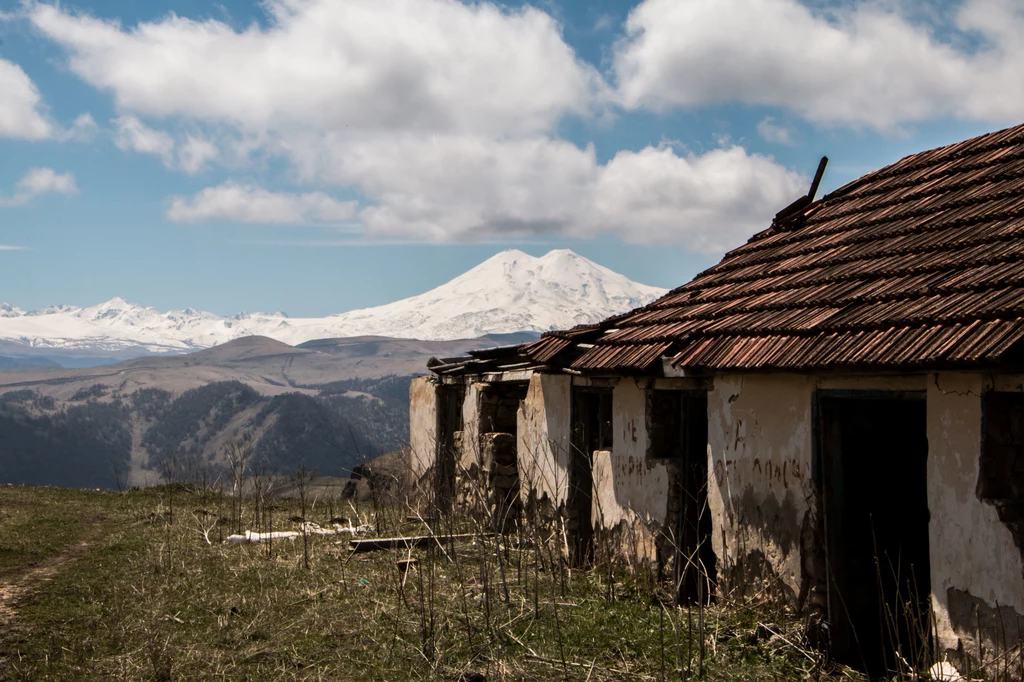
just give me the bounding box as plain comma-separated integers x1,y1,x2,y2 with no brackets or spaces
0,249,667,355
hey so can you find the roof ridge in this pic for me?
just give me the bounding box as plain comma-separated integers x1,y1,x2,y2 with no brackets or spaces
808,155,1024,221
706,208,1024,275
830,149,1024,204
679,233,1024,291
729,164,1024,260
648,261,1024,310
820,121,1024,202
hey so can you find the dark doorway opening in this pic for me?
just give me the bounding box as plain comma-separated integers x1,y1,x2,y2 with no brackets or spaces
478,383,528,437
817,393,931,676
649,390,716,604
436,384,465,514
569,386,612,568
478,382,529,531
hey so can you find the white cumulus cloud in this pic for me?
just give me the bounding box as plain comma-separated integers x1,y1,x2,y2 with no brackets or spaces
0,58,53,140
757,117,795,145
30,0,604,137
167,183,357,224
614,0,1024,130
113,115,175,165
0,168,79,206
59,113,99,142
178,134,218,174
113,116,219,173
30,0,814,251
290,133,806,252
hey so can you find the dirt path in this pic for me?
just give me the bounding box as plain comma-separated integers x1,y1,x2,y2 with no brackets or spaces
0,523,106,624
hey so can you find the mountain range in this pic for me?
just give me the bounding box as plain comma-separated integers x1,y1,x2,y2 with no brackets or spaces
0,249,666,361
0,249,668,487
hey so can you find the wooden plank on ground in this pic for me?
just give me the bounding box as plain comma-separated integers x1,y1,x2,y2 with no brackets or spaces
349,533,491,553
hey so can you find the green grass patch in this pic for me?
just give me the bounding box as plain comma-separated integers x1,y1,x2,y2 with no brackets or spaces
0,485,114,576
0,485,858,681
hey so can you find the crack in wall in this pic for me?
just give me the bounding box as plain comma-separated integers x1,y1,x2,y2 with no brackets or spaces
934,373,981,398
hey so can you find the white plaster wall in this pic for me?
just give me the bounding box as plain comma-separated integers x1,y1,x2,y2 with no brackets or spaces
708,373,941,599
592,379,671,530
409,376,438,484
517,373,572,508
459,382,484,471
707,374,816,597
928,372,1024,652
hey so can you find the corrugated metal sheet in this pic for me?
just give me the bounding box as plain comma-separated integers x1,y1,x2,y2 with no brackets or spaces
557,121,1024,372
521,336,573,364
571,343,672,372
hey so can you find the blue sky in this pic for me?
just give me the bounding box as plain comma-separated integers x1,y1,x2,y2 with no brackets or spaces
0,0,1021,316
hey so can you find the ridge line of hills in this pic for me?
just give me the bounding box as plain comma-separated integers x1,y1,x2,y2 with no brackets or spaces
0,249,667,489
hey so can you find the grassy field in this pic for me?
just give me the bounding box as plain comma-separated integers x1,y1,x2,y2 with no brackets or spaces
0,483,853,681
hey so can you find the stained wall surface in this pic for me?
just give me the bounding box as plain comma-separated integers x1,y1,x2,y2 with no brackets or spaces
459,382,485,471
417,366,1024,660
409,376,438,484
592,378,672,559
707,374,815,599
928,372,1024,653
705,369,1024,659
517,373,572,509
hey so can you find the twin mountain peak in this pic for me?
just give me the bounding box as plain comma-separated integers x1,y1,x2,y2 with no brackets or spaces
0,249,667,355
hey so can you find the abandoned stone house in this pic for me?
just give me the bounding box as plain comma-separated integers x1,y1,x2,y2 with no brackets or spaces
409,122,1024,673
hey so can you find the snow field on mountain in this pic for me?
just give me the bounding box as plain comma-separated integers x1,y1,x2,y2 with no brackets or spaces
0,250,667,353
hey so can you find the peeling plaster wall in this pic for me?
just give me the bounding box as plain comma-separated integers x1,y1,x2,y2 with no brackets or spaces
409,376,438,485
707,374,815,600
928,372,1024,654
592,379,672,561
517,373,572,512
706,369,1024,653
708,373,938,604
459,382,485,472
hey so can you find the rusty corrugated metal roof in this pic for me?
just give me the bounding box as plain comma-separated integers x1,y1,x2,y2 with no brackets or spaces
572,342,673,372
520,336,573,363
562,121,1024,372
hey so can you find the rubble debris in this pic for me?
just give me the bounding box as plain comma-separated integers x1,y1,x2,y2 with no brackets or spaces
929,660,963,682
224,522,372,544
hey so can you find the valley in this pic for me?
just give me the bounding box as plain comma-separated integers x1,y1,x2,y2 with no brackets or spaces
0,334,533,489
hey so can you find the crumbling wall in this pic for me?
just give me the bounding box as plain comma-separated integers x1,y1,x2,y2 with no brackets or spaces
458,382,485,473
928,372,1024,658
708,374,933,609
478,386,523,435
445,381,530,527
485,432,521,531
592,378,671,563
517,372,571,523
707,374,815,603
452,382,499,520
409,376,439,490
